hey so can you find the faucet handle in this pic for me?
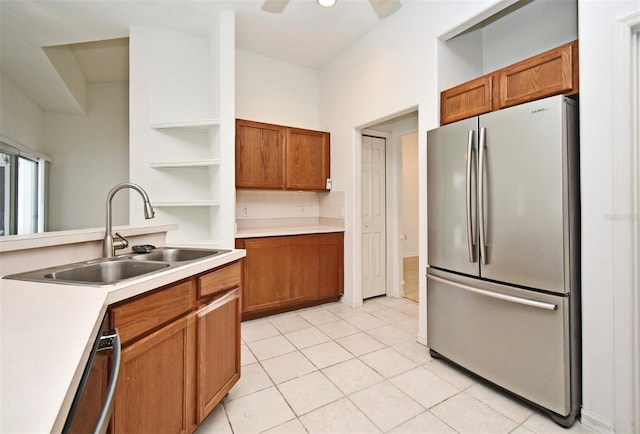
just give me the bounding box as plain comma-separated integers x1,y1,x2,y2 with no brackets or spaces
113,232,129,251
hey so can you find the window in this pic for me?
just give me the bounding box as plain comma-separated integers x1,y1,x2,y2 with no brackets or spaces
0,142,48,236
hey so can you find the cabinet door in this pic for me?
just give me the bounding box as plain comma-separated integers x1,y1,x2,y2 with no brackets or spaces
289,233,344,300
236,233,344,319
112,315,195,434
236,119,285,189
497,40,578,109
237,237,290,313
196,288,241,423
440,74,494,125
285,128,330,190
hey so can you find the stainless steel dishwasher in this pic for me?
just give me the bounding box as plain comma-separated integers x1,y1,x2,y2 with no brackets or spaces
62,313,121,434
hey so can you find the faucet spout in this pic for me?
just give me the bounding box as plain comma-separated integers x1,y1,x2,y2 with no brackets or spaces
103,182,155,258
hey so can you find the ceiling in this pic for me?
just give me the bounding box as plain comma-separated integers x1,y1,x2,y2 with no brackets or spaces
0,0,394,114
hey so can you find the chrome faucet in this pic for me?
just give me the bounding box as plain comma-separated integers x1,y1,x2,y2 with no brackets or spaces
103,182,155,258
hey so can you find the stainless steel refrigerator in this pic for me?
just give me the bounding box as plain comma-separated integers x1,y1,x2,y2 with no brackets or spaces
426,94,580,427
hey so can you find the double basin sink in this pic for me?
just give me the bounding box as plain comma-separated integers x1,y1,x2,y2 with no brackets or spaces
4,248,230,287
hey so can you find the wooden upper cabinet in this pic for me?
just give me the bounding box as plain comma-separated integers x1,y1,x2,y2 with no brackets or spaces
235,119,285,189
285,127,330,190
440,40,578,124
440,74,495,125
497,40,578,109
236,119,330,191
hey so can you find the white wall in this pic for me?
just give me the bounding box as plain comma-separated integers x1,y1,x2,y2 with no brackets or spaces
578,1,639,430
402,131,419,257
480,0,578,72
235,49,321,129
43,82,129,231
0,76,44,153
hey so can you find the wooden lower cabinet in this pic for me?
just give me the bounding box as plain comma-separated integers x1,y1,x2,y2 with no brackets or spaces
196,287,241,423
236,233,344,320
113,315,196,434
109,260,242,434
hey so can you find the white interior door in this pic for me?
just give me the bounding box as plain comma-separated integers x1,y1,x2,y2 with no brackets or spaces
362,135,386,299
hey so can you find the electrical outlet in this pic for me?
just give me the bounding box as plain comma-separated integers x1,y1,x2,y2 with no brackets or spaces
243,207,249,217
300,207,305,216
339,206,344,218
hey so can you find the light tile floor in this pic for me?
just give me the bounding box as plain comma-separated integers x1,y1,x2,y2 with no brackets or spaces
195,297,594,434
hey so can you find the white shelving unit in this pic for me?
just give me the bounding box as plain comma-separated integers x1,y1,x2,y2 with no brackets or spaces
148,119,222,247
130,18,236,250
150,160,221,168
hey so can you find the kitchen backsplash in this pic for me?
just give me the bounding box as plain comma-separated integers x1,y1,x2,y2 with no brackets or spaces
236,190,345,221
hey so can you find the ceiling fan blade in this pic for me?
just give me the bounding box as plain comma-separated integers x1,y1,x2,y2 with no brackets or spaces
261,0,290,13
368,0,401,19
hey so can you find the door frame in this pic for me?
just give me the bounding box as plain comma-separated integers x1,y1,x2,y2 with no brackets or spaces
611,11,640,434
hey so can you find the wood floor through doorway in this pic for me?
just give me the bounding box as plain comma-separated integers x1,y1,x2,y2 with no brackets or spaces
403,256,418,302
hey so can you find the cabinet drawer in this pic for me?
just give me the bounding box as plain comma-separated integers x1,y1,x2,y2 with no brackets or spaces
111,280,195,344
198,261,241,299
427,269,570,416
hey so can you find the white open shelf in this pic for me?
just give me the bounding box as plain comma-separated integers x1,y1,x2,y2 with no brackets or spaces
150,159,221,168
150,119,220,132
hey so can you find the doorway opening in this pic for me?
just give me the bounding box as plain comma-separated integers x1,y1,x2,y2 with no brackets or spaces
361,134,387,299
360,110,418,302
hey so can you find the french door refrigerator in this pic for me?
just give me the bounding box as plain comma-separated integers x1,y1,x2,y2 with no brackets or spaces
426,94,580,427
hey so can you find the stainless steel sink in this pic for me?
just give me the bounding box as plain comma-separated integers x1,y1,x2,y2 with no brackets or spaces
3,247,229,287
43,260,169,285
127,248,229,262
4,260,170,287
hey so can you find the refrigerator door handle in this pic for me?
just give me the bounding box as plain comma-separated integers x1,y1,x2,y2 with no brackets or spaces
466,130,476,263
478,127,488,265
427,274,558,311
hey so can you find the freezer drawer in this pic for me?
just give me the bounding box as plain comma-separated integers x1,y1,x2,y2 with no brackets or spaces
427,268,571,416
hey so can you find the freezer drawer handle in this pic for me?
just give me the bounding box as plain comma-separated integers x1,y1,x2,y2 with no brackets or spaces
465,129,476,263
427,274,557,311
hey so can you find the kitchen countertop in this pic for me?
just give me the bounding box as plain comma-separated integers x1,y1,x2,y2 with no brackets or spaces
235,224,344,238
0,249,245,434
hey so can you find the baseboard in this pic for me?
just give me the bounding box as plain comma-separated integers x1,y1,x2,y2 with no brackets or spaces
580,409,615,434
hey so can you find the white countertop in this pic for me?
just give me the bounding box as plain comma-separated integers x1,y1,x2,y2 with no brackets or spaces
235,224,345,238
0,224,177,253
0,249,245,434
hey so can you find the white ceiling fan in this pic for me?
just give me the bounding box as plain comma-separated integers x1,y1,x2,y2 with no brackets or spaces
261,0,401,20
